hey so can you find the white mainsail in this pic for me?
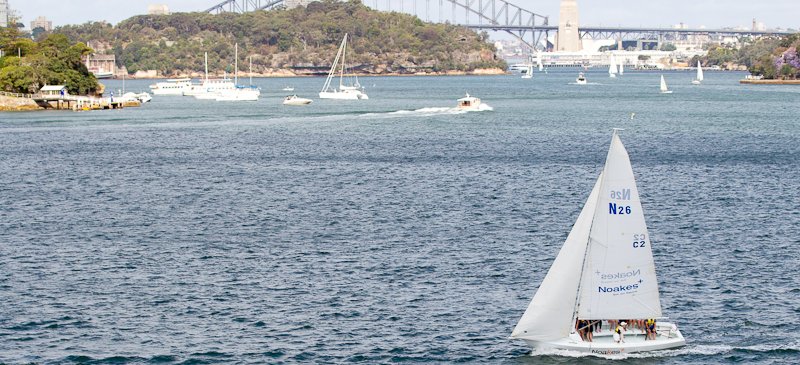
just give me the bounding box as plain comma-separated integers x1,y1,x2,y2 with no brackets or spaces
576,131,662,320
511,175,603,341
619,62,624,75
696,61,704,82
660,75,669,93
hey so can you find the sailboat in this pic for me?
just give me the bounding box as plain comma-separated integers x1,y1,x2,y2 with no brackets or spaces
619,62,624,76
510,129,686,355
215,44,260,101
185,52,237,98
522,64,533,79
691,61,703,85
660,75,672,94
608,54,617,78
319,33,368,100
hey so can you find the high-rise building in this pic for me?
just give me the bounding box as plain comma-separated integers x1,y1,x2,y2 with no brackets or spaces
556,0,582,52
285,0,315,8
30,16,52,31
0,0,9,28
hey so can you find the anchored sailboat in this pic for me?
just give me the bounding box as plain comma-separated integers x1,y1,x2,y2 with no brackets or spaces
510,129,686,355
319,33,368,100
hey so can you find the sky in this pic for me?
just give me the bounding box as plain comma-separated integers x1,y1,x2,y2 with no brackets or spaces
10,0,799,31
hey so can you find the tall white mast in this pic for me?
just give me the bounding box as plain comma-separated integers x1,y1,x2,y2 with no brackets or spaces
234,43,238,86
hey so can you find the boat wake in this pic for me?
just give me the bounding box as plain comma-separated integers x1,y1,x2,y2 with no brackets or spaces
361,105,493,118
529,342,800,360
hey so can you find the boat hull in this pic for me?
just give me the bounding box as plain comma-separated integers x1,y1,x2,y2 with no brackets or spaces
691,80,701,85
521,323,686,356
319,90,368,100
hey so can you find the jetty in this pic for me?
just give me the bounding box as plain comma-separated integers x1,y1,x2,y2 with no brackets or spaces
33,85,134,111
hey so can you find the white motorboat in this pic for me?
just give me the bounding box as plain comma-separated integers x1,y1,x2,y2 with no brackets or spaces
660,75,673,94
692,61,703,85
576,72,587,85
122,92,152,103
283,95,312,105
510,129,686,355
319,33,368,100
522,64,533,79
456,93,481,110
149,78,192,96
282,86,295,91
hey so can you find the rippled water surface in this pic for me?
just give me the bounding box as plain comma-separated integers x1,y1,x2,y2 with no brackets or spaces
1,71,799,364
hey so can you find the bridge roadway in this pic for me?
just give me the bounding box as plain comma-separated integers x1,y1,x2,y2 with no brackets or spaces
466,24,795,37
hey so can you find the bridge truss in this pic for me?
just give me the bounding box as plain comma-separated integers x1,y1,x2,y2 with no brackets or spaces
204,0,549,50
204,0,285,14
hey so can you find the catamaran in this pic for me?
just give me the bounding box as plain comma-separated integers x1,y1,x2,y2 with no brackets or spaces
691,61,703,85
510,129,686,355
319,33,368,100
660,75,672,94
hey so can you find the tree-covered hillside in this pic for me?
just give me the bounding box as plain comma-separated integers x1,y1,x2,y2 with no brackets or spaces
1,28,98,94
55,0,505,76
697,33,800,79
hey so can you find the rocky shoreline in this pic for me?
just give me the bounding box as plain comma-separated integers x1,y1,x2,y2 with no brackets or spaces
0,95,42,111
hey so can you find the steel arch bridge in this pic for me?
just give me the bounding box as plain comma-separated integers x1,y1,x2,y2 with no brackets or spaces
203,0,549,51
205,0,286,14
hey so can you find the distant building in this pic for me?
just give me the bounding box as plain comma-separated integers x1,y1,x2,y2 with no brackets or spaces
30,16,52,31
147,4,170,15
285,0,315,8
0,0,9,28
556,0,582,52
83,54,116,79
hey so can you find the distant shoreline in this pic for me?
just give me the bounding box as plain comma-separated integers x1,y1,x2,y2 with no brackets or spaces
739,79,800,85
121,68,508,80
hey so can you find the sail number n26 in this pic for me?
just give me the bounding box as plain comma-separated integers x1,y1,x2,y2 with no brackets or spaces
633,234,646,248
609,189,632,215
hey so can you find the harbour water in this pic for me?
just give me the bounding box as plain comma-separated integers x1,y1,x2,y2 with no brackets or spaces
1,71,799,364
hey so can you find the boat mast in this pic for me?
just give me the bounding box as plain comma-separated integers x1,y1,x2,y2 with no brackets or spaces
204,52,208,82
234,43,238,86
249,55,252,86
340,34,347,89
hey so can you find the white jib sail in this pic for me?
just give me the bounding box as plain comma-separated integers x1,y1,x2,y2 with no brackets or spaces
660,75,669,92
511,174,603,341
696,61,704,81
576,131,662,320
